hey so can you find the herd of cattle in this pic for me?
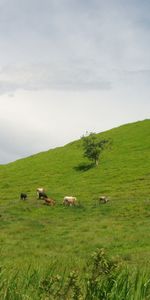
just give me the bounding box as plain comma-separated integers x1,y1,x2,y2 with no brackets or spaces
20,188,109,207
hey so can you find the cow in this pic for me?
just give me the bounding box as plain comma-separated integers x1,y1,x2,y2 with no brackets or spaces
43,197,55,206
38,191,48,200
20,193,27,200
63,196,77,206
99,196,109,204
37,187,44,196
36,188,48,199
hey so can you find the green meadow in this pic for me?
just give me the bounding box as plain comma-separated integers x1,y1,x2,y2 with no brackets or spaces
0,119,150,299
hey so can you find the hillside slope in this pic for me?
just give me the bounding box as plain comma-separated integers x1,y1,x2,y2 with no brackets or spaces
0,119,149,202
0,119,150,269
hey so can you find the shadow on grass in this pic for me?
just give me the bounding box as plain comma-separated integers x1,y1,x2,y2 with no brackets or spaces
74,162,95,172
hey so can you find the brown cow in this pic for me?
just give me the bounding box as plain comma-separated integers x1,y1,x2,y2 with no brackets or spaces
43,197,55,206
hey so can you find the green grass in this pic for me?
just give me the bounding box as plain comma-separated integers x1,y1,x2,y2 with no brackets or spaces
0,249,150,299
0,119,150,298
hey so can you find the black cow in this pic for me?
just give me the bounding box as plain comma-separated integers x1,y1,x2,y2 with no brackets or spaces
38,191,48,199
20,193,27,200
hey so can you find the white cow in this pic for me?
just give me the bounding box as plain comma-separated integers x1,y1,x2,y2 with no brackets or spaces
63,196,77,206
37,187,44,193
99,196,109,204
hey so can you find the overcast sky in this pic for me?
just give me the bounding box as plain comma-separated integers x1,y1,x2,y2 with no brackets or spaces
0,0,150,164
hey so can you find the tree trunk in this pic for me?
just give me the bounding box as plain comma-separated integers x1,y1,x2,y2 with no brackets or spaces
95,159,99,166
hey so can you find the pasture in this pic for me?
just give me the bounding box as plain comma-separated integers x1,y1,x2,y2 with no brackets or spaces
0,119,150,298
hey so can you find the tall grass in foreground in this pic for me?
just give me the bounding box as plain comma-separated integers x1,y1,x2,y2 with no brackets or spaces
0,249,150,300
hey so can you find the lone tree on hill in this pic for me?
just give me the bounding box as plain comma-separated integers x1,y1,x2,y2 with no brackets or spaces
81,132,109,166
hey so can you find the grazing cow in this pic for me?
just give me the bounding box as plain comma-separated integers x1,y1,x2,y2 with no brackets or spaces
20,193,27,200
36,188,48,199
43,197,55,206
37,187,44,196
38,191,48,200
63,196,77,206
99,196,109,204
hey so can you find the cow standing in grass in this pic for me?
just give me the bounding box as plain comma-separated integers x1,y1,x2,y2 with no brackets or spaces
99,196,109,204
20,193,27,200
43,197,56,206
37,187,44,196
63,196,77,206
37,188,48,199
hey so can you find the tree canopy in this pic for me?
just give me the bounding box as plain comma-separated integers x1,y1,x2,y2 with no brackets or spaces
81,132,109,166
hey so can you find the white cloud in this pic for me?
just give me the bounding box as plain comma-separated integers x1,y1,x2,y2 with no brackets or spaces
0,63,111,95
0,0,150,163
0,85,149,164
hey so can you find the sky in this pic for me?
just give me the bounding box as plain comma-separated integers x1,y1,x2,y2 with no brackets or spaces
0,0,150,164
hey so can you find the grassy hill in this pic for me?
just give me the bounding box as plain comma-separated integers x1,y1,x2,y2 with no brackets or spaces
0,119,150,273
